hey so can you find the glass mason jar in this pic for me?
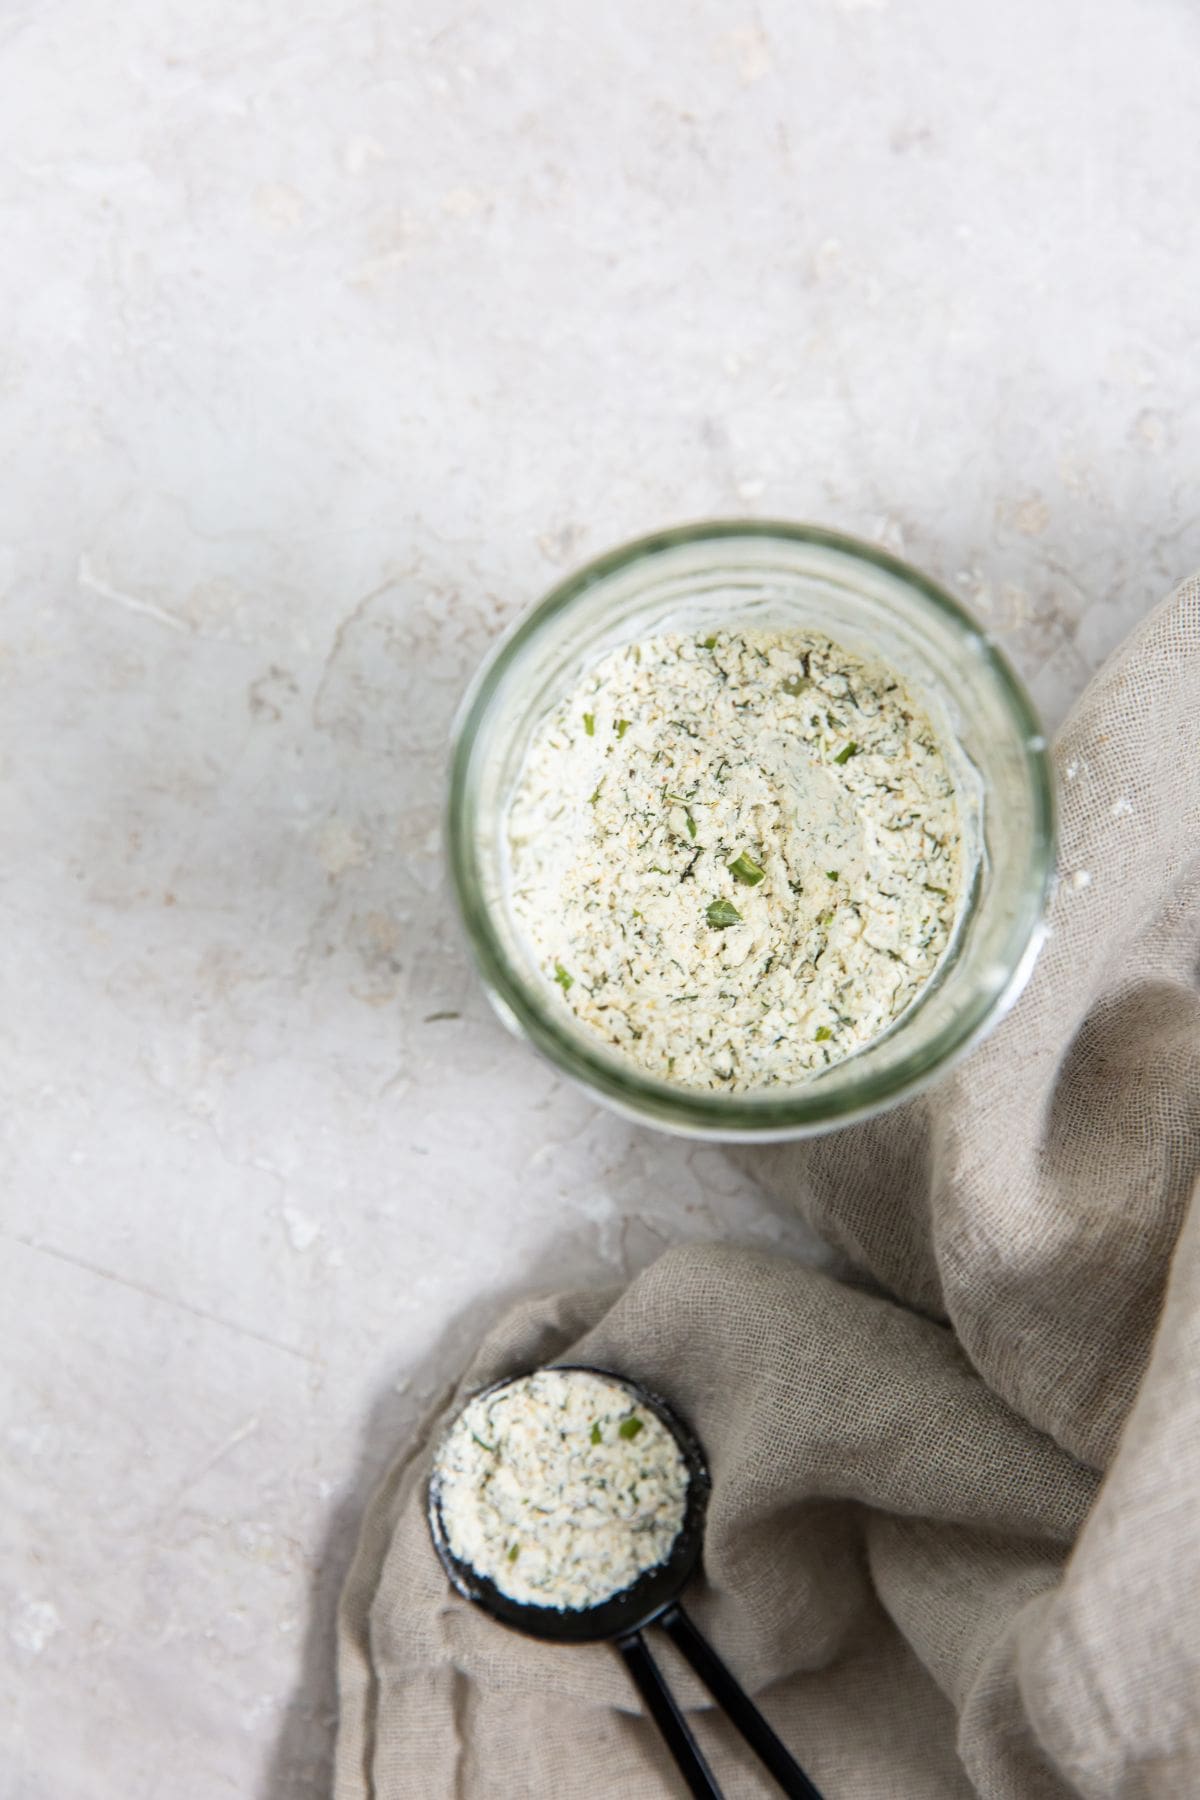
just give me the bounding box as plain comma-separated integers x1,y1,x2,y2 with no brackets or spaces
448,522,1054,1140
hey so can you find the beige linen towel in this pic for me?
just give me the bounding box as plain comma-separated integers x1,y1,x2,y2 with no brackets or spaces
335,576,1200,1799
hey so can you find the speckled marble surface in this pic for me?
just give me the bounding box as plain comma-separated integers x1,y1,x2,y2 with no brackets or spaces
2,2,1198,1795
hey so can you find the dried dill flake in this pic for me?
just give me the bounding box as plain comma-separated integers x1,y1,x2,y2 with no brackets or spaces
507,629,962,1092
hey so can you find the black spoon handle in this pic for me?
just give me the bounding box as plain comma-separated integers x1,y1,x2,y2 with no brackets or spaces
616,1629,724,1799
658,1605,825,1800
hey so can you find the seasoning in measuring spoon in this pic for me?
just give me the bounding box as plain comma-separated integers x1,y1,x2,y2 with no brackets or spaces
432,1369,690,1611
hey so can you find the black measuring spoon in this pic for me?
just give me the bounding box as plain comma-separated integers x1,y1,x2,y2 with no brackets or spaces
427,1365,825,1800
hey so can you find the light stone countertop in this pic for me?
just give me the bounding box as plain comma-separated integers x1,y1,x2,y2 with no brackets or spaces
2,2,1198,1795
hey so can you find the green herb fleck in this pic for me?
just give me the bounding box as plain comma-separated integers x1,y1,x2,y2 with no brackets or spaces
590,1421,602,1445
649,864,670,876
554,963,574,992
665,792,698,840
728,852,765,887
618,1415,644,1441
588,782,603,805
507,1544,520,1562
782,675,808,696
583,712,595,736
834,741,859,765
814,1026,833,1042
706,899,742,928
615,718,630,739
701,635,717,649
826,869,839,882
471,1432,497,1454
923,883,949,897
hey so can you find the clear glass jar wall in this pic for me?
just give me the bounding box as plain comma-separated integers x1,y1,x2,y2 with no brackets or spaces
448,524,1054,1139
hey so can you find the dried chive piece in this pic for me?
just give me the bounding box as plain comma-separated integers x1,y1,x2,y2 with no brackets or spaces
701,635,718,649
665,792,699,841
471,1432,497,1453
782,675,807,696
583,712,595,736
834,741,859,765
826,870,839,882
615,718,630,739
588,782,603,805
618,1415,644,1440
814,1026,833,1042
554,963,574,991
728,852,765,886
706,899,742,928
590,1421,602,1444
507,1544,520,1562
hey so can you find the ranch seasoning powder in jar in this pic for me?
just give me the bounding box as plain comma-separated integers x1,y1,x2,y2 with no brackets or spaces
506,627,963,1092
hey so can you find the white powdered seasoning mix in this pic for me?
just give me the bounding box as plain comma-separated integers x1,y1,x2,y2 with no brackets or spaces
508,628,963,1090
433,1369,690,1610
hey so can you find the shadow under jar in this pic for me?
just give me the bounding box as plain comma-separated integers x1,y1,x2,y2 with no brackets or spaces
448,522,1054,1140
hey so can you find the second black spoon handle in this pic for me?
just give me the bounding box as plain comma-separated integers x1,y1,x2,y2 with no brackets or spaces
658,1605,825,1800
616,1629,724,1800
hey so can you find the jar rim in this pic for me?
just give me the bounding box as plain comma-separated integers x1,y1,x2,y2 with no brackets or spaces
447,519,1056,1140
